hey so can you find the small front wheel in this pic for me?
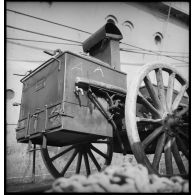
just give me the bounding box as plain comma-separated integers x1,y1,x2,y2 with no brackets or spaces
41,137,113,178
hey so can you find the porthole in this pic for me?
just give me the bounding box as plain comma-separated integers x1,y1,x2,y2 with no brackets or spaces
6,89,15,100
154,32,163,45
122,20,134,31
107,19,115,24
105,15,118,25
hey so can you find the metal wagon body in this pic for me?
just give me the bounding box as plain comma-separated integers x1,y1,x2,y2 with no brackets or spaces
15,23,189,178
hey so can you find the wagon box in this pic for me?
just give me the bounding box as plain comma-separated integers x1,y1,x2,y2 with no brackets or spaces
16,50,127,146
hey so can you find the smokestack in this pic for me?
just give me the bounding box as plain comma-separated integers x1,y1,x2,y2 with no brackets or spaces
82,23,123,71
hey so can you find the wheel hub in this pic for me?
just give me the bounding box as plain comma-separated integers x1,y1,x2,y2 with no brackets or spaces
163,113,181,134
166,115,177,126
76,143,90,152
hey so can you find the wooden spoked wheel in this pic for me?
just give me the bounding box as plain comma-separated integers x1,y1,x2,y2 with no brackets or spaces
41,137,113,178
125,62,189,177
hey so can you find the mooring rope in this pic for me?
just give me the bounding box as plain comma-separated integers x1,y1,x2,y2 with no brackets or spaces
46,163,189,193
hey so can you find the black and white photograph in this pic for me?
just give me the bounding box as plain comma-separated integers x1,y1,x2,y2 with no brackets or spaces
6,2,190,193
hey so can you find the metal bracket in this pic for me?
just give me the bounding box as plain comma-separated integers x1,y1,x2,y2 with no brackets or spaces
12,102,21,106
42,134,47,149
52,58,62,71
25,113,31,138
44,49,62,71
74,86,84,96
44,49,62,56
49,108,74,118
32,114,38,133
44,105,48,132
74,86,84,107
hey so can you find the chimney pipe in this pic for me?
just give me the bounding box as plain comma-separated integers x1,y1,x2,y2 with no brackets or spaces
82,23,123,71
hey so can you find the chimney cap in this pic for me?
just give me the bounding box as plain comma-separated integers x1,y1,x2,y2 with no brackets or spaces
83,23,123,53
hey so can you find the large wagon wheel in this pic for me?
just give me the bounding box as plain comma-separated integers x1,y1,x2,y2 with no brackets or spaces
125,62,189,177
41,137,113,178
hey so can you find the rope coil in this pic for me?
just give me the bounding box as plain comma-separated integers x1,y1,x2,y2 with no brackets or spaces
46,163,189,193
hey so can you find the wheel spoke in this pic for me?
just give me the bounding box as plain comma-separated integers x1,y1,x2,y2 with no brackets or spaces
138,92,161,118
41,137,112,178
87,149,101,171
60,149,78,176
51,145,75,161
172,84,188,111
166,72,175,112
171,138,187,174
155,68,166,111
92,140,111,144
176,106,189,117
136,117,162,124
142,126,163,149
83,152,90,175
76,152,82,174
152,133,167,170
178,103,188,108
144,75,162,110
90,144,109,159
164,137,173,175
175,134,189,159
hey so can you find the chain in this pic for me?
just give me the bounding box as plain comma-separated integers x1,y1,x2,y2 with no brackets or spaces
46,163,189,193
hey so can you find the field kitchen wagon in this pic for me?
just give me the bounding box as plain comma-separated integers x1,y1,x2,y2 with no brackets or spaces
15,23,189,179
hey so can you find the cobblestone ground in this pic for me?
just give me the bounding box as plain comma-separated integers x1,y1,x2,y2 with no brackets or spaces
6,152,189,192
106,153,188,175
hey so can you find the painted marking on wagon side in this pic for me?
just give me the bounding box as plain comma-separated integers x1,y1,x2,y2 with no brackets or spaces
71,63,83,73
93,66,104,77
